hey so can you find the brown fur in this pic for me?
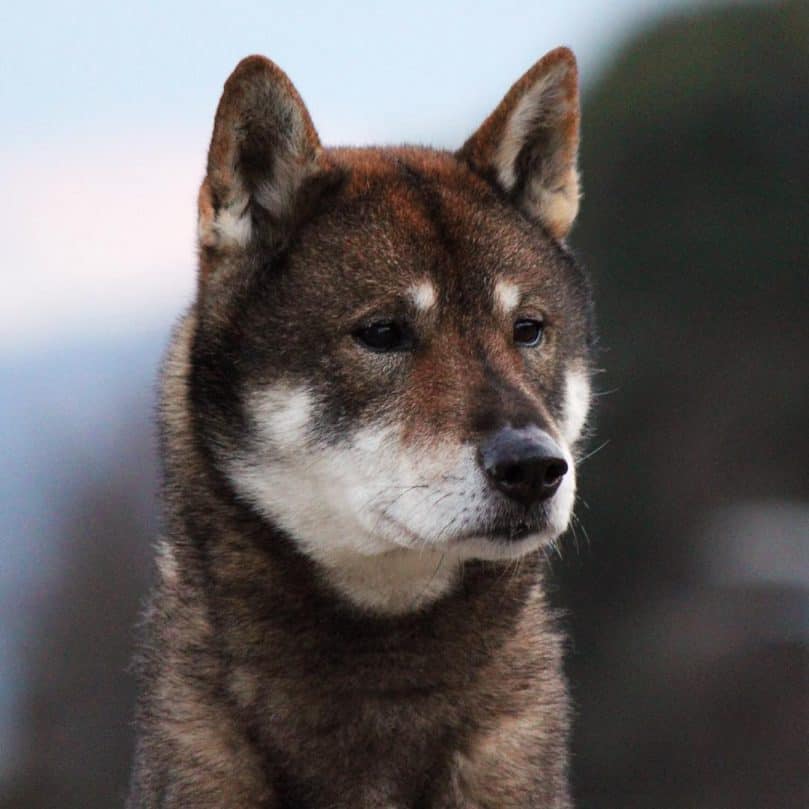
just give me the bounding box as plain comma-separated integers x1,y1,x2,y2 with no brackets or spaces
128,49,592,808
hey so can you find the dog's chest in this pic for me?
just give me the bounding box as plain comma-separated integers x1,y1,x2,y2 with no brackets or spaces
225,590,534,806
247,672,476,807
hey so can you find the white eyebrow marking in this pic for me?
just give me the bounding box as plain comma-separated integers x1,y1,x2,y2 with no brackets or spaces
408,280,437,311
495,280,521,313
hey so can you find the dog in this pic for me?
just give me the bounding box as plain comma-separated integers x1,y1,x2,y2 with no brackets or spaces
128,46,594,808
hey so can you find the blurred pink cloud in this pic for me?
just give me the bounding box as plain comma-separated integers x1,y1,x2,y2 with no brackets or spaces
1,130,210,350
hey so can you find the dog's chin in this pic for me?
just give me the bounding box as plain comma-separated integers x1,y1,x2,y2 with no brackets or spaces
450,523,564,561
376,512,569,563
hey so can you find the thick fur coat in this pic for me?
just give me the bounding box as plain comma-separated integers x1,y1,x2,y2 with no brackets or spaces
128,47,594,808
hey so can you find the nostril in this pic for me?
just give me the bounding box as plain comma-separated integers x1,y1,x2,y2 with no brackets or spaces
500,463,526,486
478,427,568,506
544,459,568,486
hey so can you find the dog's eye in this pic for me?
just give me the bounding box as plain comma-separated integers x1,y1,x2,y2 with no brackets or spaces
354,320,412,352
513,318,544,347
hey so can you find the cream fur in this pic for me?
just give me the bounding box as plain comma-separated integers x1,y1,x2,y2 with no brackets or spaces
227,383,581,613
560,366,591,446
408,279,438,312
494,280,521,314
493,63,579,237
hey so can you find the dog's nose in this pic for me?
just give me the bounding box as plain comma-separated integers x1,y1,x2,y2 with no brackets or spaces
478,426,568,506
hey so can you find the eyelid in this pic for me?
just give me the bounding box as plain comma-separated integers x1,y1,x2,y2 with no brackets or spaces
352,318,416,352
350,298,414,328
513,310,547,330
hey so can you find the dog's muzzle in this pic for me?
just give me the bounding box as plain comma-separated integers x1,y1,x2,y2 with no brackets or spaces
478,426,568,507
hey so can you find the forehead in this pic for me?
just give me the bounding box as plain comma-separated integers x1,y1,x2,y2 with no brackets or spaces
287,147,562,301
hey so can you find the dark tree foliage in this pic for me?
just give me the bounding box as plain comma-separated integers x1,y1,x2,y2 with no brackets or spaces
557,2,809,806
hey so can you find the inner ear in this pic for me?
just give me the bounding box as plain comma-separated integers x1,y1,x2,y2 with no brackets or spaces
198,55,324,258
458,47,581,240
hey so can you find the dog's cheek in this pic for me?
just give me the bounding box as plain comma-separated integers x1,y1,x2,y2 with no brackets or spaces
559,363,591,446
547,441,577,535
225,383,319,524
248,383,317,456
226,388,408,553
378,443,484,543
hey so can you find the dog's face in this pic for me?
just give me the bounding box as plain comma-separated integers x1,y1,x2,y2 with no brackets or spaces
190,50,593,606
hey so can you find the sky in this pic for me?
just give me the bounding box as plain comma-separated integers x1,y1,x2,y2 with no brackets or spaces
0,0,706,355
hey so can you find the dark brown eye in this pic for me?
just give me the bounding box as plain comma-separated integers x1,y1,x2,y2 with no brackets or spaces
513,318,544,347
354,320,412,352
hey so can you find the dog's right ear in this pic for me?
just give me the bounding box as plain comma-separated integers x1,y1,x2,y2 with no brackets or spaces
198,56,323,267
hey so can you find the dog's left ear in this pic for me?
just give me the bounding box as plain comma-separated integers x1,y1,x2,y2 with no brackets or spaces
458,47,580,240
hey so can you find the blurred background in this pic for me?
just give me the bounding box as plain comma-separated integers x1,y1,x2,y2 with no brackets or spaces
1,1,806,806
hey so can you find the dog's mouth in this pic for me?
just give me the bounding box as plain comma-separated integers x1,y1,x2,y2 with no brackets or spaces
379,504,554,548
456,512,550,544
488,521,537,541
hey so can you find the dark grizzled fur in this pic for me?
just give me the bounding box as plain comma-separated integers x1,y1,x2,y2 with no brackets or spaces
129,423,570,806
129,49,592,808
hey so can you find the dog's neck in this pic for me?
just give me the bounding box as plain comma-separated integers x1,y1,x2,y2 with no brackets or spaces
181,469,507,623
302,543,464,614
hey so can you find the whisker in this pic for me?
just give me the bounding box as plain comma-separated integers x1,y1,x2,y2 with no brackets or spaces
365,482,430,510
410,552,447,610
570,511,592,550
577,439,610,465
568,515,581,557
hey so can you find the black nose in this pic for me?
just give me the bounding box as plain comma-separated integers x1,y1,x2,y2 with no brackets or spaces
478,426,568,506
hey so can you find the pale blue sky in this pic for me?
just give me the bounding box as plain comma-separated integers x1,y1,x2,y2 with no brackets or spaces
2,0,710,352
2,0,700,146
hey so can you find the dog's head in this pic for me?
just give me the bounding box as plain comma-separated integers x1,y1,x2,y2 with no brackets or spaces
189,50,594,609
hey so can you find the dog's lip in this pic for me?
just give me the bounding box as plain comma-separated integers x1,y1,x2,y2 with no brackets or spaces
491,522,537,541
375,513,426,546
379,514,544,546
454,521,543,543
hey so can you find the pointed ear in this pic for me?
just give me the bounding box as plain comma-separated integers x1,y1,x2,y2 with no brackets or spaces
198,55,322,256
458,47,581,240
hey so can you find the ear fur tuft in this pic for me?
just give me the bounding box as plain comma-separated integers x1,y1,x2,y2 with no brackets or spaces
458,47,581,240
198,56,322,257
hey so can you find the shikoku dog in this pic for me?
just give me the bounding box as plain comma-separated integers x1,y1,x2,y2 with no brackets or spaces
128,46,594,808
